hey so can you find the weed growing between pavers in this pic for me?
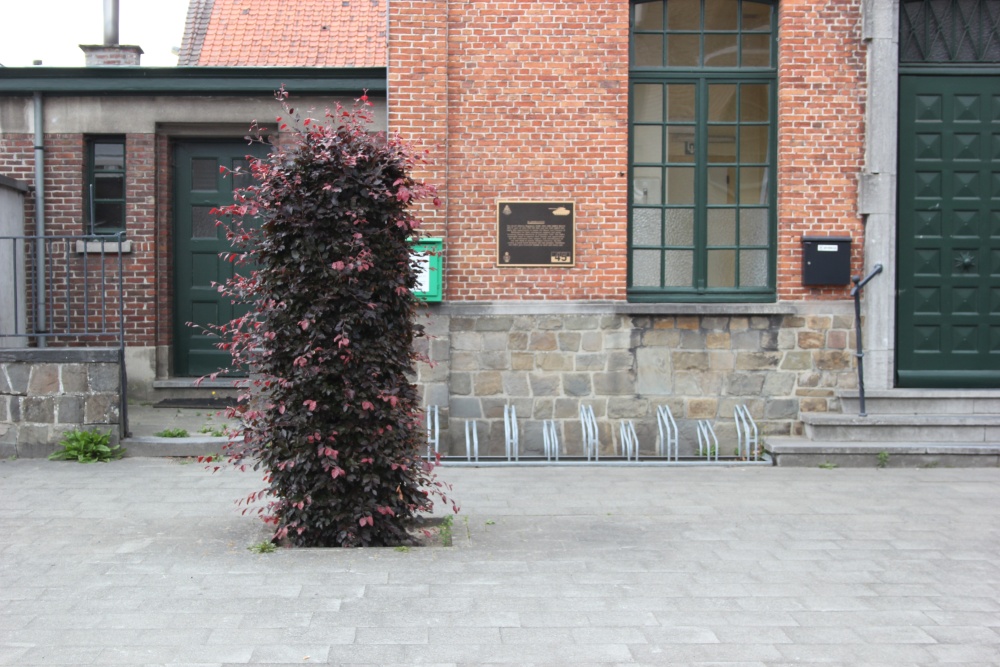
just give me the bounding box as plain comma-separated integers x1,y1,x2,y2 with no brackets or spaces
199,425,229,437
155,428,189,438
48,428,123,463
438,515,454,547
248,540,277,554
200,90,458,548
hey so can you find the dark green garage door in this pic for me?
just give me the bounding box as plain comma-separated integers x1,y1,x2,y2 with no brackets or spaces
174,141,268,377
897,75,1000,387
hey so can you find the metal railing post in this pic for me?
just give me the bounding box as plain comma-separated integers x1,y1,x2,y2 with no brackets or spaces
851,263,883,417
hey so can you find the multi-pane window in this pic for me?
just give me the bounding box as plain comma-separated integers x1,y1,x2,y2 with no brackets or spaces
87,138,126,235
629,0,777,301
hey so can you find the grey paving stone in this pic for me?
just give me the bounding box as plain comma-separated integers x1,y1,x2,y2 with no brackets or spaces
248,644,331,663
775,642,936,663
2,461,1000,665
354,626,429,644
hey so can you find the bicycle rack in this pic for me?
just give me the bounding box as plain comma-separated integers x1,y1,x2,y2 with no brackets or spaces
618,420,640,462
734,404,759,461
696,420,719,462
439,403,767,467
426,404,440,462
464,419,480,462
503,404,519,462
542,419,560,461
656,404,679,461
580,404,599,461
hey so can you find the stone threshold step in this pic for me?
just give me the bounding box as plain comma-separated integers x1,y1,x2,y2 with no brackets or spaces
801,412,1000,426
766,438,1000,456
838,389,1000,399
765,437,1000,467
152,379,246,390
121,435,229,458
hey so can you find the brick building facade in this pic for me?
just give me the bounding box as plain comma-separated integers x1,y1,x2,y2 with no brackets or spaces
3,0,999,460
389,0,874,454
0,62,386,395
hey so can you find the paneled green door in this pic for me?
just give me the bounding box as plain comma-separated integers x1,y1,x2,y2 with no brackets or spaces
174,141,267,377
897,75,1000,387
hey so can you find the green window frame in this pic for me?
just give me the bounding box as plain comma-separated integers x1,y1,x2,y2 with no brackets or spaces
86,137,126,235
628,0,777,302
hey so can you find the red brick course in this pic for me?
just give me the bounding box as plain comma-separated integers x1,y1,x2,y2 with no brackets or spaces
390,1,631,302
391,1,867,303
776,0,866,300
4,133,161,347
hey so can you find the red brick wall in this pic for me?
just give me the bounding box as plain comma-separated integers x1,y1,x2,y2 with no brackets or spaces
42,135,85,237
387,1,449,239
0,136,35,202
123,134,157,347
390,1,868,304
389,1,631,301
777,0,866,300
0,132,160,347
155,135,174,355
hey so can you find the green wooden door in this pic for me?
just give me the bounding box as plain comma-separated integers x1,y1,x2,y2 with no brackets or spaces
174,141,267,377
897,75,1000,387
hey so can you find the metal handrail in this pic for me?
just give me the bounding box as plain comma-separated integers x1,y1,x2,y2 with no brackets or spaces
851,263,883,417
0,233,129,434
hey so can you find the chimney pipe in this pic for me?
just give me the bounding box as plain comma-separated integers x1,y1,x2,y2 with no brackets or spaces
104,0,119,46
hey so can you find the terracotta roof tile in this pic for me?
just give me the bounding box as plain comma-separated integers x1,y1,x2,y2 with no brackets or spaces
182,0,385,68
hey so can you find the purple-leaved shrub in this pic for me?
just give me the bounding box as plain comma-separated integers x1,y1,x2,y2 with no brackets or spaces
207,91,455,547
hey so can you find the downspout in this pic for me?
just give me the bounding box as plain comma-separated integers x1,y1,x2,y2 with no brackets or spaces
33,91,46,347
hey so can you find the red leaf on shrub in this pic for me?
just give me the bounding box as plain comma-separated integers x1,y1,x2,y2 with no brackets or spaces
361,401,374,411
299,319,310,330
330,467,345,479
303,399,317,412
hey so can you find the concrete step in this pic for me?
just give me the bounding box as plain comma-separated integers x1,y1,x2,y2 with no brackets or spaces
116,404,239,458
146,378,243,403
838,389,1000,415
121,435,229,458
766,437,1000,467
800,412,1000,443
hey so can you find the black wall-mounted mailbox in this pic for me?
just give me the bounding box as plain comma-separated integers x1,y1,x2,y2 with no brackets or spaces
802,236,852,286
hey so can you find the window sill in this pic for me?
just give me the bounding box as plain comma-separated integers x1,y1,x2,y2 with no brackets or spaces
75,239,132,254
433,301,799,317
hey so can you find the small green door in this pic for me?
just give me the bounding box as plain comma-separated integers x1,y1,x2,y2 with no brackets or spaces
174,141,268,377
897,75,1000,387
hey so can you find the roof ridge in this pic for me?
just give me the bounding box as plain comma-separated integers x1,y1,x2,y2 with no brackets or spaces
178,0,216,66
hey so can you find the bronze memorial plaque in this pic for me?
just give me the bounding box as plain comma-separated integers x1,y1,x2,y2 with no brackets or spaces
496,201,575,267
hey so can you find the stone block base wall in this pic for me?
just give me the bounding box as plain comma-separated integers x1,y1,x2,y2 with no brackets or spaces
415,303,856,458
0,349,122,458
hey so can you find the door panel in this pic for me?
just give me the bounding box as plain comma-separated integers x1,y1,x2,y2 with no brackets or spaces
174,141,268,377
897,75,1000,387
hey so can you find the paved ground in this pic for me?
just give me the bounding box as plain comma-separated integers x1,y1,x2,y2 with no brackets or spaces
1,458,999,666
